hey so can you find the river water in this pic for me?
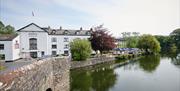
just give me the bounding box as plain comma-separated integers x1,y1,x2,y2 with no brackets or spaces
70,54,180,91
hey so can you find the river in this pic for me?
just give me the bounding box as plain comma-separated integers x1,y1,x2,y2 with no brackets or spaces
70,54,180,91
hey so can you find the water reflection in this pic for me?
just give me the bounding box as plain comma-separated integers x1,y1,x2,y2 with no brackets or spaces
139,55,160,73
70,66,117,91
171,54,180,65
162,53,180,65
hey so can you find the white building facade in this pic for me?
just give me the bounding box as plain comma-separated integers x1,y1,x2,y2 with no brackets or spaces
0,35,20,61
17,23,91,58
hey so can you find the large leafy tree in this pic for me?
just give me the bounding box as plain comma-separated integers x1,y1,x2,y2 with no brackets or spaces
137,34,161,54
170,28,180,51
0,21,16,35
89,25,116,53
70,39,92,61
126,37,138,48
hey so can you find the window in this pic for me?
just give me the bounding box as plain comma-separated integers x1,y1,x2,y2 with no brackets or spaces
0,54,5,60
0,44,4,50
52,45,57,49
52,51,57,56
64,51,69,55
51,37,57,42
64,44,69,49
64,30,69,35
75,31,80,35
64,37,69,42
41,51,45,57
86,31,91,35
30,52,37,58
29,38,37,50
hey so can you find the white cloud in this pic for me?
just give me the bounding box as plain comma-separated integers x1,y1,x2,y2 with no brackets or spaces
52,0,180,37
1,0,179,37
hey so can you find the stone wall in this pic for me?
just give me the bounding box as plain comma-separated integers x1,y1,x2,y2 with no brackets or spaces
71,57,115,69
0,57,70,91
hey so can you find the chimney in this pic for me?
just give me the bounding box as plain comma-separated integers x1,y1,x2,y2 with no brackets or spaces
90,28,93,31
80,27,82,30
48,26,51,30
60,26,62,30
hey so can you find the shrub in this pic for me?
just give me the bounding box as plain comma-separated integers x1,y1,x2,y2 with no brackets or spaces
70,39,92,61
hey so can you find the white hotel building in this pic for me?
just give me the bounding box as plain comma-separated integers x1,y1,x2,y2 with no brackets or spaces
17,23,92,58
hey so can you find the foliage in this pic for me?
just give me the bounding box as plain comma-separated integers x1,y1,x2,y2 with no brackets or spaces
89,25,116,53
70,39,92,61
70,66,117,91
0,21,16,35
137,34,161,54
155,35,171,52
169,43,177,53
139,55,160,73
170,28,180,51
126,37,138,48
115,55,129,60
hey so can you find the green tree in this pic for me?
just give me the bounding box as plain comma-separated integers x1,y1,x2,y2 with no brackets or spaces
137,34,161,54
170,28,180,52
126,37,138,48
169,43,177,53
0,21,16,35
70,39,92,61
139,55,160,73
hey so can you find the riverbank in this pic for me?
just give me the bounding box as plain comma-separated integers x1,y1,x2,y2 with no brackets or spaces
71,56,115,69
70,55,142,69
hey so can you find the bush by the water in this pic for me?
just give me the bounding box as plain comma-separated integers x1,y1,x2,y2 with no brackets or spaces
70,39,92,61
115,54,136,60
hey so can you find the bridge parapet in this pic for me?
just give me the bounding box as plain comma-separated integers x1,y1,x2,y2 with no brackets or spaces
0,57,70,91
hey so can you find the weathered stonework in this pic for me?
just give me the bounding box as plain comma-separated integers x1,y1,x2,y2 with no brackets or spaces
0,57,70,91
71,57,115,69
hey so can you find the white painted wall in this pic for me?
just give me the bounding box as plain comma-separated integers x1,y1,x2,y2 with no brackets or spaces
49,35,90,55
18,32,49,57
18,24,49,57
12,36,20,60
0,36,20,61
0,41,12,61
17,23,90,58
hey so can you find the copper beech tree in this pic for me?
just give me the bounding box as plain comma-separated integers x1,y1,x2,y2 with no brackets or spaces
89,25,116,54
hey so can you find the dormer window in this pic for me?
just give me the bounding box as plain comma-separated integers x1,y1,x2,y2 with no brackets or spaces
52,30,56,34
64,30,69,35
75,31,80,35
86,31,91,35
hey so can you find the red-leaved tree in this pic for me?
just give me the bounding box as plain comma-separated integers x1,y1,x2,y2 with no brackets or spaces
89,25,116,54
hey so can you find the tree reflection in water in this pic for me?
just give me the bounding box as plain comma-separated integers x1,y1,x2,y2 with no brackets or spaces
162,53,180,66
70,66,117,91
170,54,180,65
139,55,160,73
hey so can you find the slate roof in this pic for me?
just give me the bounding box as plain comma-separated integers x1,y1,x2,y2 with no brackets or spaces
44,28,92,36
17,23,92,36
0,34,18,41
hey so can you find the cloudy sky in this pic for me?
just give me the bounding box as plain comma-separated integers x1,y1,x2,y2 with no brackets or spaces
0,0,179,37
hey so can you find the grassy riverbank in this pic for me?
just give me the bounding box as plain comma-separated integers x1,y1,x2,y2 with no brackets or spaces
0,65,5,70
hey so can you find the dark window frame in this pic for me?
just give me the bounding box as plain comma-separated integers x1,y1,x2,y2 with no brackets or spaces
64,37,69,42
51,37,57,42
52,45,57,49
0,44,4,50
29,38,37,50
52,51,57,56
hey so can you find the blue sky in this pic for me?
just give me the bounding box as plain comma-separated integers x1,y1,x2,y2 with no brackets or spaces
0,0,179,37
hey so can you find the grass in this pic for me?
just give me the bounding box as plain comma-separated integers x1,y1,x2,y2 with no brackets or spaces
0,64,5,70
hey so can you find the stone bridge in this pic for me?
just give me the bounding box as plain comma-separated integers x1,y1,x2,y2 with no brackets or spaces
0,57,70,91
